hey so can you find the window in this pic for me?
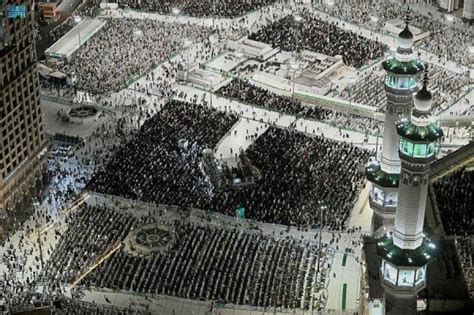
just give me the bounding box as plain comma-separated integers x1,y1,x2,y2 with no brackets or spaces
427,143,435,157
385,75,417,90
400,138,413,156
413,144,427,157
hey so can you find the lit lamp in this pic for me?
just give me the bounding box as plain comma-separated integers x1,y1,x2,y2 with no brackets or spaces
172,7,181,15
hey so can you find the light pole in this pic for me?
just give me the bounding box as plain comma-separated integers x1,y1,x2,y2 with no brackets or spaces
171,7,180,16
182,39,193,79
375,126,381,159
316,202,327,276
207,75,214,108
73,15,82,49
290,62,299,101
293,15,303,58
234,50,244,94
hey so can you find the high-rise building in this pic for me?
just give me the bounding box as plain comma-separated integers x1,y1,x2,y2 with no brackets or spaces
366,18,424,233
0,0,48,227
463,0,474,22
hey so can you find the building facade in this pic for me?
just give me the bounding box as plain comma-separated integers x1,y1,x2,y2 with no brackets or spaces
366,19,424,234
0,0,48,227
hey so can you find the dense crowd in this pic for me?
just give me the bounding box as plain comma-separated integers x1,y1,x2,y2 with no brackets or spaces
7,294,140,314
455,237,473,299
81,218,327,310
87,100,239,206
216,78,380,134
211,128,370,229
314,0,472,65
249,14,384,68
340,65,469,113
433,167,473,236
61,19,211,93
45,204,136,283
117,0,278,17
88,103,369,229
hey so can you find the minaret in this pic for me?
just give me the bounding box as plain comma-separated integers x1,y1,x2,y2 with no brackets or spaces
366,14,425,233
393,71,443,250
376,71,443,314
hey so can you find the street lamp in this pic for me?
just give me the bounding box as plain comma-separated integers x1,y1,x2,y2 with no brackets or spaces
234,50,244,87
73,15,82,49
172,7,180,15
290,62,299,101
183,39,193,78
293,15,303,57
316,202,327,276
207,75,214,108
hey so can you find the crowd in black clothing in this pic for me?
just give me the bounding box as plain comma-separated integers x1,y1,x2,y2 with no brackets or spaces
116,0,277,17
82,219,325,310
216,78,380,133
249,14,384,68
212,128,369,229
314,0,472,65
183,0,278,17
45,204,136,283
88,103,368,229
87,100,238,207
60,18,211,93
340,66,469,114
7,293,141,314
433,167,473,236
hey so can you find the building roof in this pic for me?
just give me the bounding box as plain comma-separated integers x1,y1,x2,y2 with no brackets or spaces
399,24,414,40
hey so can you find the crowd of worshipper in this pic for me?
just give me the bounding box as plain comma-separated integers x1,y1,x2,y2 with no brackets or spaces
211,128,370,229
339,66,470,114
6,293,141,314
59,18,211,93
87,97,369,229
216,78,380,134
455,237,474,299
249,14,385,68
432,167,473,236
314,0,472,65
77,217,328,310
87,100,239,206
116,0,278,17
44,204,135,285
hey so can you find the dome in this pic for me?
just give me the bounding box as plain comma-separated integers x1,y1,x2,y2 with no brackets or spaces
398,24,414,49
414,82,432,112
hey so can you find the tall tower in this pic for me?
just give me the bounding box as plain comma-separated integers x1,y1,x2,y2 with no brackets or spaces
0,1,48,227
366,17,424,233
376,73,443,314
